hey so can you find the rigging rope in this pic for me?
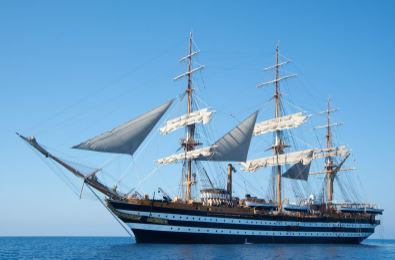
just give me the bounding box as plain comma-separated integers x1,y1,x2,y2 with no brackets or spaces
126,166,161,195
25,45,178,136
86,185,134,238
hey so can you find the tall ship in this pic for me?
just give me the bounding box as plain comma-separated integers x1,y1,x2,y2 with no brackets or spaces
19,34,383,244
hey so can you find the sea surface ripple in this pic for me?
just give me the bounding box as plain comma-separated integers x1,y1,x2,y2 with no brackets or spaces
0,237,394,259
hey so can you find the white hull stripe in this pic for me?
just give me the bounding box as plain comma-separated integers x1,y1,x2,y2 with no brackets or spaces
116,209,376,229
127,223,372,238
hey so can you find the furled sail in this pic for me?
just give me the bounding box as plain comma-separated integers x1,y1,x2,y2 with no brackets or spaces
253,112,309,136
159,108,213,135
156,146,213,165
313,145,350,159
242,145,349,172
156,111,258,165
73,100,174,155
242,149,314,172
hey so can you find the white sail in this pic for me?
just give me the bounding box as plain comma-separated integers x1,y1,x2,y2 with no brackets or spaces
73,100,174,155
242,149,314,172
156,146,214,165
241,146,349,172
312,145,350,159
253,112,309,136
160,108,213,135
157,111,258,165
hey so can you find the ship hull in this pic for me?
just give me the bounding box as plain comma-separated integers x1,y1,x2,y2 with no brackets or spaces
132,229,365,244
108,200,377,244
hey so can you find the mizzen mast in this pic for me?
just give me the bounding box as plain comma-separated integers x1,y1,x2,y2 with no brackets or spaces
325,98,335,203
320,98,343,203
314,98,349,204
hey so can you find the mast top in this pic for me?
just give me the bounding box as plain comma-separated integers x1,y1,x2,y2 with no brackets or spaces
256,45,297,88
315,98,344,151
173,33,205,81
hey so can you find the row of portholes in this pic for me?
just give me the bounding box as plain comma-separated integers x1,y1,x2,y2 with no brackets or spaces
134,208,370,228
138,211,371,229
164,226,368,237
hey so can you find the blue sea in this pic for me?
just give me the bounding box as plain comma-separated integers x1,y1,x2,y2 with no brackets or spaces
0,237,394,259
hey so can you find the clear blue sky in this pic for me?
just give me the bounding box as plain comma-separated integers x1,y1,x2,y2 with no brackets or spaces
0,1,394,238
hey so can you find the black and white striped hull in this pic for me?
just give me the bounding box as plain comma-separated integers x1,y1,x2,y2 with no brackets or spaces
108,200,377,244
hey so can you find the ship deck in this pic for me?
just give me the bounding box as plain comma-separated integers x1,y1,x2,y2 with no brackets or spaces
107,198,379,224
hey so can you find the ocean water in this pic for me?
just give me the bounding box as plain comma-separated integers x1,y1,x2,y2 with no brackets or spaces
0,237,394,259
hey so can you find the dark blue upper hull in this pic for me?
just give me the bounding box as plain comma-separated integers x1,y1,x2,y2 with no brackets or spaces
107,200,378,244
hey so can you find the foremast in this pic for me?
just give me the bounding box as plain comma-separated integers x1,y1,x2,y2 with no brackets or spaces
273,45,284,212
175,32,204,201
158,34,258,202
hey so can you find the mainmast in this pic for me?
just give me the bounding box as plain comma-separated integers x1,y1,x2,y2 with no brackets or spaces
185,33,195,201
255,44,297,212
244,52,352,208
